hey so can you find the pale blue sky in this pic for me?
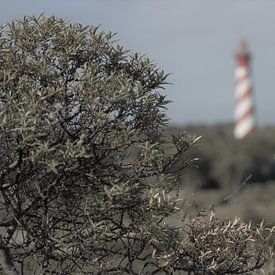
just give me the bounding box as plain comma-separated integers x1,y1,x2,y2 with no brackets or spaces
1,0,275,125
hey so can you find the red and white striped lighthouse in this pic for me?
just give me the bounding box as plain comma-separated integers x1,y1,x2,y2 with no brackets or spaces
234,40,256,139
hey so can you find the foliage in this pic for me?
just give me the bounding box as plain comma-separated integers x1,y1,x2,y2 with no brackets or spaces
0,15,273,274
152,211,274,274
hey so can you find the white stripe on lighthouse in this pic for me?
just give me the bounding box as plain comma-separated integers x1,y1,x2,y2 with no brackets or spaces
235,67,247,78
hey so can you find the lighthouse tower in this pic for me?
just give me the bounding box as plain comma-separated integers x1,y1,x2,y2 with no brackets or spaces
234,40,256,139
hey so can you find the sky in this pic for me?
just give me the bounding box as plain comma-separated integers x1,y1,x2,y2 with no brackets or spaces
1,0,275,126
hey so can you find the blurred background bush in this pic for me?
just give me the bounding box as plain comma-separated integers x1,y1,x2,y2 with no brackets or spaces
167,124,275,190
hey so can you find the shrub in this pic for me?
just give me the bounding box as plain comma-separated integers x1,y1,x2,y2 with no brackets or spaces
0,15,273,274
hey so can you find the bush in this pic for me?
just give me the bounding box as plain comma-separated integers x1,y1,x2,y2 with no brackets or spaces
0,15,273,274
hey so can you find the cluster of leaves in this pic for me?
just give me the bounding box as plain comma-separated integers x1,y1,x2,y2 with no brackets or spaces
152,212,274,274
0,16,273,274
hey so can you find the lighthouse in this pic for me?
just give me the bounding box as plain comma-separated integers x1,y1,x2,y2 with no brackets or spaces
234,40,256,139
